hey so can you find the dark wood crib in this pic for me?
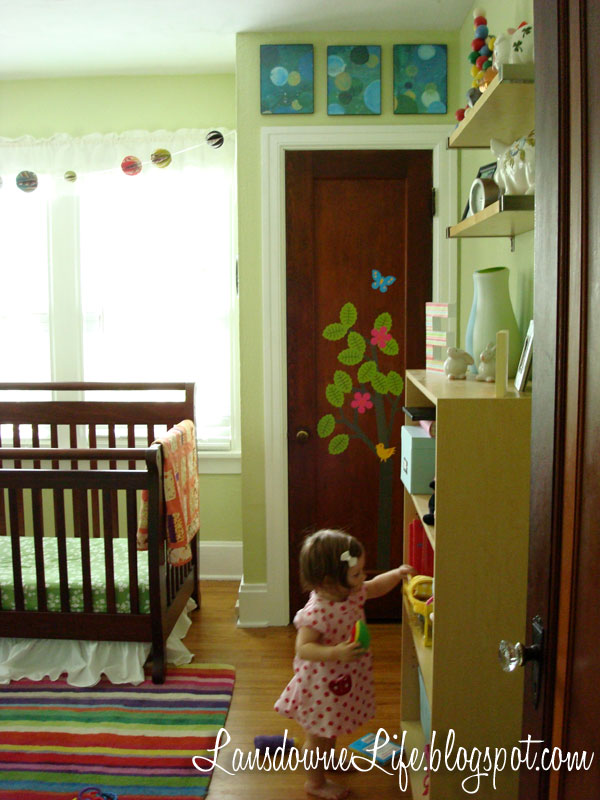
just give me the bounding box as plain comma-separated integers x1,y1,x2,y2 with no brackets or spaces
0,382,199,683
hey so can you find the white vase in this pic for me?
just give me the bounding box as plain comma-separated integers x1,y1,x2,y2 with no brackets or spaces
472,267,522,378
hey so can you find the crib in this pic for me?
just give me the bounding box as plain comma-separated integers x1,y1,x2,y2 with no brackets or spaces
0,382,199,684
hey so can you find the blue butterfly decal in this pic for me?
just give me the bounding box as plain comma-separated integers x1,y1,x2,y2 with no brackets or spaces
371,269,396,293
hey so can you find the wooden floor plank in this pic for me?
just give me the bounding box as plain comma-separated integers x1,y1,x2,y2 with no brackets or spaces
183,581,410,799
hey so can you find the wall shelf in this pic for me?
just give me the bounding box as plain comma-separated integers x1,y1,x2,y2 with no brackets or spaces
447,195,534,240
448,63,535,149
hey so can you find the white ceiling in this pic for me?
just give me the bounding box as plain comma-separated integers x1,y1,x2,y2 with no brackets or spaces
0,0,473,80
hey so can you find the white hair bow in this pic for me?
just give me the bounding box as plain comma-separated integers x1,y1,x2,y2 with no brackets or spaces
340,550,357,567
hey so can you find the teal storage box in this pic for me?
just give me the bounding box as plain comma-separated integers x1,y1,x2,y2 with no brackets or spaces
400,425,435,494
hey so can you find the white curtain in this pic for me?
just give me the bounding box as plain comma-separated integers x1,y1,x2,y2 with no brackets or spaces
0,129,237,448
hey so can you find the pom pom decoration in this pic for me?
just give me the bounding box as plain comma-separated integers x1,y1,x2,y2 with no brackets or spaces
64,170,77,182
121,155,142,176
455,7,497,121
206,130,224,149
151,148,172,168
455,108,466,122
16,170,38,192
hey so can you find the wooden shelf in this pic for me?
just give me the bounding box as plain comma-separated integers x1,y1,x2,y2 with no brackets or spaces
447,195,534,239
401,720,428,800
448,63,535,149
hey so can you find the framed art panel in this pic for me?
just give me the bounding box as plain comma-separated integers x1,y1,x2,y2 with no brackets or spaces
393,44,447,115
260,44,314,114
327,45,381,115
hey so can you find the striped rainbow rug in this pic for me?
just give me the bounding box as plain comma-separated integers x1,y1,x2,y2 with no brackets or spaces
0,663,235,800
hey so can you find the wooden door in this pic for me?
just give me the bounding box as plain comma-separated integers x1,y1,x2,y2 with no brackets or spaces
285,149,432,621
520,2,600,797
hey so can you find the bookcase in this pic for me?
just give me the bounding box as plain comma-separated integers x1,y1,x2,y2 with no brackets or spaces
400,369,531,799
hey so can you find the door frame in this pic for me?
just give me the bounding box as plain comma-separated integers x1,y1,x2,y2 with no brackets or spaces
260,125,457,625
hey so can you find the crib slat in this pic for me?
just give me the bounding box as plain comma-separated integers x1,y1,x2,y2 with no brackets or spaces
88,425,101,537
77,489,94,613
69,424,78,469
32,424,41,469
50,424,59,469
126,488,140,614
31,487,47,612
127,424,136,469
108,425,117,470
53,489,70,612
102,490,117,614
147,426,155,446
8,489,25,611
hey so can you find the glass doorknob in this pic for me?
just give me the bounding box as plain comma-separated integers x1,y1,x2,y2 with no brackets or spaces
498,639,541,672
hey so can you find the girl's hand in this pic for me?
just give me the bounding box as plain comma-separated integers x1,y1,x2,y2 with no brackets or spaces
398,564,418,580
333,640,366,662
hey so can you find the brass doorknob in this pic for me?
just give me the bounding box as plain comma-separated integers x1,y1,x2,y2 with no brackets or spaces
296,429,310,442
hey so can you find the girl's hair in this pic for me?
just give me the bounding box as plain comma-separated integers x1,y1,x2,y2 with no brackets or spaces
299,529,364,591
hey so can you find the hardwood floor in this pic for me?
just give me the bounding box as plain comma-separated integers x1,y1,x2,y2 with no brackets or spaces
183,581,410,799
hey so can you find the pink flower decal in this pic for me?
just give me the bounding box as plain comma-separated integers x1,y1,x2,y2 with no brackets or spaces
351,392,373,414
370,326,392,349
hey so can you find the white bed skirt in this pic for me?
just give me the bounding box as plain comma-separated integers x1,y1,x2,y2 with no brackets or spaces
0,599,196,686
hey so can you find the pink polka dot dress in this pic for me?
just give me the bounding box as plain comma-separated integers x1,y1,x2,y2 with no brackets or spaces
274,585,375,737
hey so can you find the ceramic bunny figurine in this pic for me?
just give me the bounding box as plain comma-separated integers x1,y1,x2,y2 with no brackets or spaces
476,342,497,382
443,347,475,380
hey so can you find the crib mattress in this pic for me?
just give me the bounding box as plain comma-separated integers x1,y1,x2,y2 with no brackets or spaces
0,537,150,613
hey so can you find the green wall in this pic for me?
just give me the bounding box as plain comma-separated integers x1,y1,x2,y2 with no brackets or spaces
456,1,535,342
236,30,460,582
1,72,241,544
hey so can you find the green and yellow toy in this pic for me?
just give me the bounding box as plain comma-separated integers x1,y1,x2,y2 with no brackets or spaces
350,619,371,650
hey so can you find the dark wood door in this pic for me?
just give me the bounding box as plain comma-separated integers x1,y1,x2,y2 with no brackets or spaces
521,2,600,797
285,149,432,621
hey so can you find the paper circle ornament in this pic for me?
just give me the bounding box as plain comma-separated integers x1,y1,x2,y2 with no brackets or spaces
151,148,172,168
16,170,38,192
206,130,224,149
0,176,3,188
64,170,77,182
121,155,142,176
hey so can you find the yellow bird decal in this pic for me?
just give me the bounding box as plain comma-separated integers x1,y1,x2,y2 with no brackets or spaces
376,442,396,462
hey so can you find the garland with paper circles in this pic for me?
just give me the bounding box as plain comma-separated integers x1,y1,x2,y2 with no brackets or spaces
455,8,498,123
4,130,228,193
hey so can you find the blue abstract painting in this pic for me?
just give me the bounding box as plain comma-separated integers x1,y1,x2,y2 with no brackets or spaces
393,44,447,115
260,44,314,114
327,45,381,116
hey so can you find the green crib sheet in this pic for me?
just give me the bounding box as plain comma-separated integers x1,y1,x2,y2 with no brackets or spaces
0,537,150,613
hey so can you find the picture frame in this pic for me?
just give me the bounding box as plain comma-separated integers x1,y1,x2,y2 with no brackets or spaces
260,44,314,115
327,45,381,116
514,319,534,391
461,161,497,221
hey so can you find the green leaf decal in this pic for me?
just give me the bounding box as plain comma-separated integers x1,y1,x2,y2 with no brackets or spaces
334,370,353,393
387,371,404,396
329,434,350,455
325,383,344,407
372,371,389,394
317,414,336,438
338,349,363,366
347,331,366,355
323,323,347,341
374,312,392,331
357,360,377,383
383,337,399,356
340,302,357,330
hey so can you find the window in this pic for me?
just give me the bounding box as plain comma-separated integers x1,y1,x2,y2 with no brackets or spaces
0,130,239,466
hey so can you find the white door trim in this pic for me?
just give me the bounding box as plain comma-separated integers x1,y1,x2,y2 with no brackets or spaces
259,125,457,626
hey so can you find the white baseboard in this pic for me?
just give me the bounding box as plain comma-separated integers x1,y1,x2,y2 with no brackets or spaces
198,540,243,580
236,579,272,627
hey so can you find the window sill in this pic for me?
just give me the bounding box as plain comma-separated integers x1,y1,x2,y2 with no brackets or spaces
198,450,241,475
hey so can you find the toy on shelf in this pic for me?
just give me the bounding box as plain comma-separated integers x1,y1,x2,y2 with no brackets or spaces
423,480,435,526
350,619,371,650
492,129,536,195
493,21,534,70
404,575,434,647
455,8,497,122
476,341,497,382
443,347,474,380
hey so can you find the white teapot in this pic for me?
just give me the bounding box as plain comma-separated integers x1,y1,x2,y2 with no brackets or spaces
492,130,535,195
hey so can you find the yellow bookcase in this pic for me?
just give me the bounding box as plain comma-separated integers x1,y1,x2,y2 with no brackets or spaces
400,370,531,799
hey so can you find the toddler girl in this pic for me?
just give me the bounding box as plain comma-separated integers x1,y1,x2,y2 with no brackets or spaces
274,529,415,799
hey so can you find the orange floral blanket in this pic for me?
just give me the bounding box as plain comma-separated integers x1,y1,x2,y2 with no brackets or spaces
137,419,200,566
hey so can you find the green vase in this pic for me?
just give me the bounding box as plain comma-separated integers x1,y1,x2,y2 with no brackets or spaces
472,267,522,377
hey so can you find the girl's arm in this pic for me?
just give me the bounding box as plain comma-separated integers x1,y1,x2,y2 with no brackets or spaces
295,625,364,662
364,564,416,600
